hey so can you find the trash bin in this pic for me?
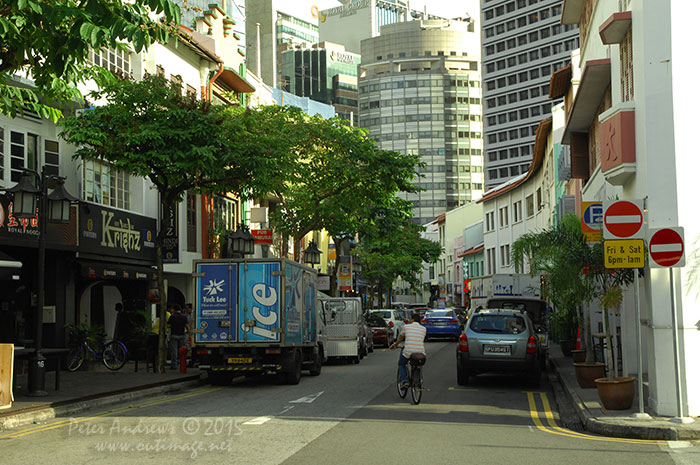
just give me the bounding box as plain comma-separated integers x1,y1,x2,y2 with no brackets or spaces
0,344,14,409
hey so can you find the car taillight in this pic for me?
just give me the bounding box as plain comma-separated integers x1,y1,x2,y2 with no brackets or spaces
458,333,469,352
404,320,409,324
448,319,458,324
526,336,537,354
388,321,394,327
196,349,211,355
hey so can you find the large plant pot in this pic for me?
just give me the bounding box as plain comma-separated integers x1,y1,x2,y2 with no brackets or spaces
574,362,606,388
595,377,636,410
571,349,586,363
560,340,576,357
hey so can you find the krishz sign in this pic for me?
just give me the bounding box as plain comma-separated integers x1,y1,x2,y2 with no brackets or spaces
79,204,156,262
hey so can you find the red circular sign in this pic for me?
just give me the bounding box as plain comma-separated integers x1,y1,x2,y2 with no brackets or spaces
649,228,684,267
604,201,643,238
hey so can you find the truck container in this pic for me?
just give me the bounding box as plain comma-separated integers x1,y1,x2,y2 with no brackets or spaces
192,258,324,385
318,296,363,364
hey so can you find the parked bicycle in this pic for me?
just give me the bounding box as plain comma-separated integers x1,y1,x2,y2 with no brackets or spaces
396,352,426,405
66,326,128,372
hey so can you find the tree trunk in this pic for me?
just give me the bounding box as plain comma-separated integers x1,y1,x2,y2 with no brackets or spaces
603,301,616,381
583,302,595,363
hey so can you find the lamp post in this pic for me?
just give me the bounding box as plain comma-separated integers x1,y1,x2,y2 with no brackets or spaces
227,224,255,258
6,167,78,396
303,241,321,267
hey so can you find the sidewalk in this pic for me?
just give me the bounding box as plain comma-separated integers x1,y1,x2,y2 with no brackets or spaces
549,344,700,440
0,361,202,430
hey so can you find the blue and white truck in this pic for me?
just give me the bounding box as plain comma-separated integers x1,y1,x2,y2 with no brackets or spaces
192,258,325,385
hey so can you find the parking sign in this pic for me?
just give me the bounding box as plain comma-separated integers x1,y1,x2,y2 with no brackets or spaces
581,201,603,242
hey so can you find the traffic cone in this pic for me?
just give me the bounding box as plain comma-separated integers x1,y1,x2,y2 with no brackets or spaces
575,328,582,350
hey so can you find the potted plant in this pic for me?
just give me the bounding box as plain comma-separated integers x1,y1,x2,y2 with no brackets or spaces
512,214,605,387
590,261,636,409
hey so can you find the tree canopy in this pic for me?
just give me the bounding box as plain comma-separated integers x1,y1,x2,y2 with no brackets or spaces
0,0,181,121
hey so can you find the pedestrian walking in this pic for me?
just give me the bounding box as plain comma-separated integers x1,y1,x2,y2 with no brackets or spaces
167,304,189,370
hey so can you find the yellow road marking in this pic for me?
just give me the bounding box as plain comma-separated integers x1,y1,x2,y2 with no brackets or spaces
525,392,666,444
1,386,222,440
448,387,478,392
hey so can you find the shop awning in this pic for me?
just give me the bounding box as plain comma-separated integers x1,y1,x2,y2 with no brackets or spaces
0,251,22,280
562,59,611,144
79,261,157,281
217,67,256,93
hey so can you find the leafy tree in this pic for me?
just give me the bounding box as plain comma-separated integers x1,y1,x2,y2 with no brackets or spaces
268,115,422,285
60,75,299,371
0,0,181,121
355,198,441,306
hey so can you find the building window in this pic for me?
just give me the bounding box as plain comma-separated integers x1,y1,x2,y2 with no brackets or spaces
212,196,236,231
486,211,495,231
499,206,509,227
526,194,534,217
537,187,543,211
487,247,496,275
84,159,130,210
44,140,60,177
500,244,511,267
513,200,522,222
90,47,132,76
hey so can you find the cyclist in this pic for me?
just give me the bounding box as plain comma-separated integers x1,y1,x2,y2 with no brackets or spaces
390,312,426,389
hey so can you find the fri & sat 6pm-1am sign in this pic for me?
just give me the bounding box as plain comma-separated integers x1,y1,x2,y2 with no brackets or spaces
604,239,645,268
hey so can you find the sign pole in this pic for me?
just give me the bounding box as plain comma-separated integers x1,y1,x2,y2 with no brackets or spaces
632,269,649,418
669,268,685,420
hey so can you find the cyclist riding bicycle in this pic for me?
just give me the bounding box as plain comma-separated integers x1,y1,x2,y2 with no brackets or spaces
390,312,426,389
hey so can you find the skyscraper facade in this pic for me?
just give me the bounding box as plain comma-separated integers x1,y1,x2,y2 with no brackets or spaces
280,42,360,123
481,0,578,189
359,19,484,225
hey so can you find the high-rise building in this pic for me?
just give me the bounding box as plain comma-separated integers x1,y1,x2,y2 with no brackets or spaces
481,0,578,189
280,42,360,124
245,0,325,87
359,19,484,225
318,0,446,54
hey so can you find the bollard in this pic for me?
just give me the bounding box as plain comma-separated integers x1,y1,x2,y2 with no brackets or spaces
178,346,187,374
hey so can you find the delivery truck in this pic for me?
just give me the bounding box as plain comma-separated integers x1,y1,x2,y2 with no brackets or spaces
192,258,325,386
318,296,364,364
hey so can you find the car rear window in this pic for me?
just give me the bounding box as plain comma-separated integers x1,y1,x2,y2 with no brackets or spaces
367,315,387,326
372,311,392,319
470,314,526,334
426,310,452,318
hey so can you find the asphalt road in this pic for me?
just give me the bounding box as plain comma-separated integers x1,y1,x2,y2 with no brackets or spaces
1,341,699,465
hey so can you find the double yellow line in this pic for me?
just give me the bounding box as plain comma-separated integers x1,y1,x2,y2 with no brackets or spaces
526,391,666,444
0,386,222,440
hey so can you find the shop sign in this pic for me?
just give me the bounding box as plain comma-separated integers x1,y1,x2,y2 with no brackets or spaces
161,201,179,264
252,229,273,244
79,204,156,262
0,196,77,247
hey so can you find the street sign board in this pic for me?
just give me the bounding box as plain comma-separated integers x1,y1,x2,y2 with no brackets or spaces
581,201,603,242
251,229,273,244
648,227,685,268
604,239,645,268
603,200,645,240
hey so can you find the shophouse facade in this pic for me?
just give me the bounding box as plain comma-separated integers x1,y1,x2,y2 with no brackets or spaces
559,0,700,417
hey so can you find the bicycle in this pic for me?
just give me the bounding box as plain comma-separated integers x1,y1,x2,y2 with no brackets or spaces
66,326,128,372
396,352,426,405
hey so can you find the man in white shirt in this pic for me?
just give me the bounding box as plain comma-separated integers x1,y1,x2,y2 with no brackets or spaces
390,312,427,388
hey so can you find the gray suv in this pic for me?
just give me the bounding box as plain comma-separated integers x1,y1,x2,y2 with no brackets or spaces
456,308,543,387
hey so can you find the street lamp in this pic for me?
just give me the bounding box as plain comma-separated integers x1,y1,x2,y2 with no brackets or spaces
227,224,255,258
303,241,322,266
5,168,78,396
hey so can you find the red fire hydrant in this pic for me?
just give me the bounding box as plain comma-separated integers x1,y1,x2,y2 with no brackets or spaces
178,346,188,374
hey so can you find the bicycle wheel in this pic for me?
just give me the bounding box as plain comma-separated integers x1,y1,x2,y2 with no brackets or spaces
102,340,127,371
66,346,85,372
410,366,422,405
396,368,408,399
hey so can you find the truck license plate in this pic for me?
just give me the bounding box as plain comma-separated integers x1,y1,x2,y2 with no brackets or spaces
228,357,252,364
484,345,511,354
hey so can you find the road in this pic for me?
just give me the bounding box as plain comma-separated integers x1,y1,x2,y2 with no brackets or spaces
1,341,698,465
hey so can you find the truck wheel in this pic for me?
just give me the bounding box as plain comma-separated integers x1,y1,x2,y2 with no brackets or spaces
457,361,471,386
352,355,360,364
208,371,234,386
308,352,322,376
283,352,302,385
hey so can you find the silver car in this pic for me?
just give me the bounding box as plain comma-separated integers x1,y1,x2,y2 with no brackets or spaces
456,308,543,387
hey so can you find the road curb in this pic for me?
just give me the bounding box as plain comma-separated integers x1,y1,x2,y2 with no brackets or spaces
549,358,700,440
0,375,202,431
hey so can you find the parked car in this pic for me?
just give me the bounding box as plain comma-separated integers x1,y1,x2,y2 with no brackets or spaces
361,314,374,356
406,306,430,321
366,313,393,347
456,308,543,387
369,309,405,339
486,297,549,360
421,309,461,340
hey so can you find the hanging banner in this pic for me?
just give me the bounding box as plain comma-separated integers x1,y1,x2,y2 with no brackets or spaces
161,201,179,264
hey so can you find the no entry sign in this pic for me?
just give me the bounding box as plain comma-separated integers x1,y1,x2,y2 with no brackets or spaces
603,200,645,240
648,227,685,268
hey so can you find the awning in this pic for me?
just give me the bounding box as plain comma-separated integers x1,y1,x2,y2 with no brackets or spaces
79,261,157,281
561,0,585,25
562,59,611,144
217,67,255,93
599,11,632,45
549,65,572,99
0,251,22,280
